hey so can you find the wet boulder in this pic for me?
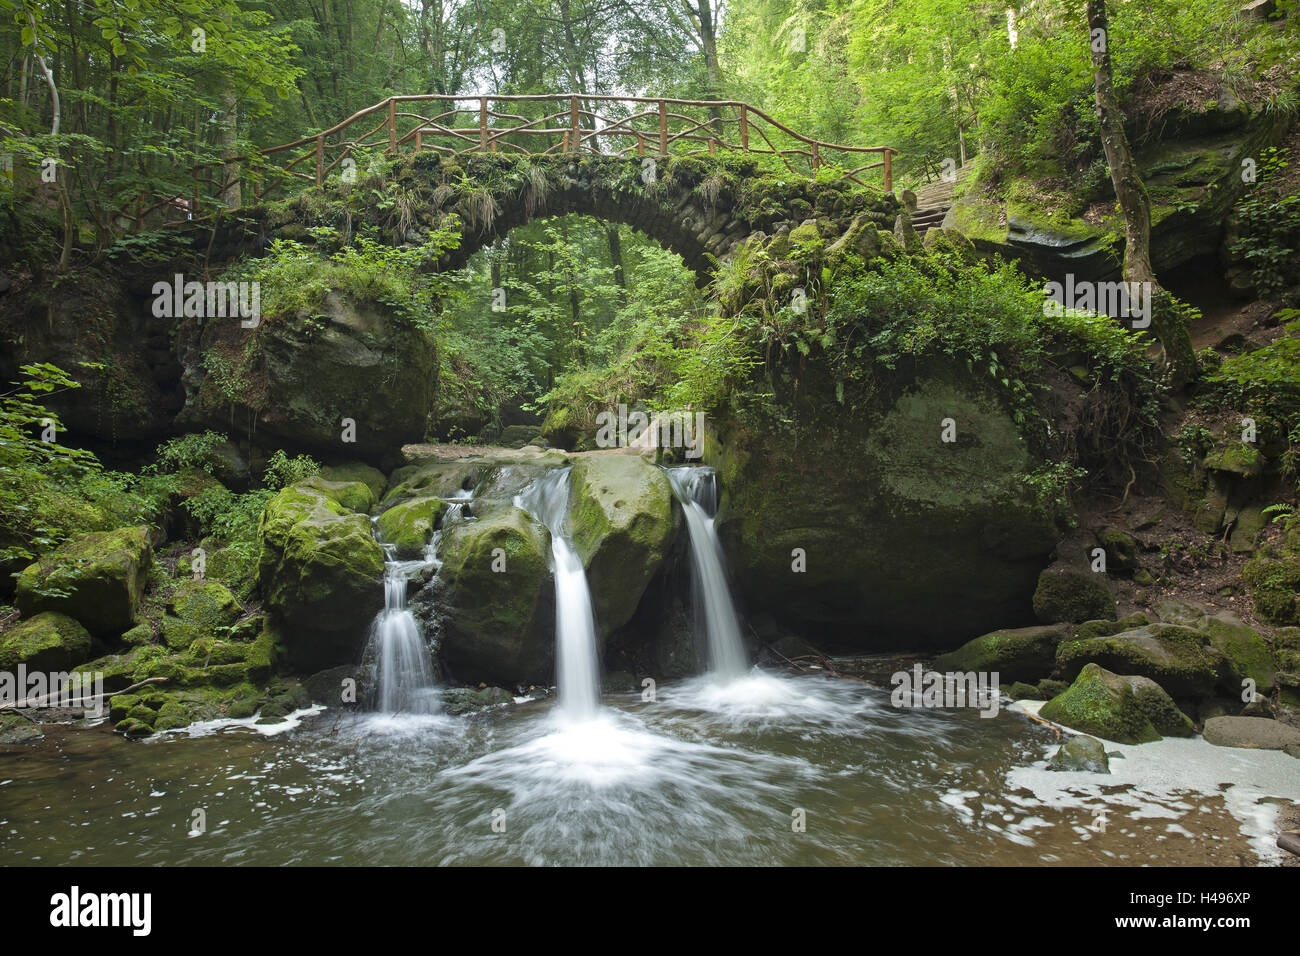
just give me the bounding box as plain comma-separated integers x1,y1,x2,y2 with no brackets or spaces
430,503,554,686
1055,623,1226,698
1203,716,1300,751
15,526,153,638
257,483,384,671
375,496,447,559
932,624,1069,683
1039,663,1195,744
1046,735,1110,773
569,455,677,637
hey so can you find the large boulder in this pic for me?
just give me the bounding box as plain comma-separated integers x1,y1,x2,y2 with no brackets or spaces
0,612,92,672
569,455,677,637
1202,613,1276,693
931,623,1069,683
1039,663,1196,744
15,526,153,638
429,503,554,686
179,291,437,462
257,483,385,671
1055,623,1225,698
1032,568,1115,623
1047,735,1110,773
160,580,242,650
709,356,1060,647
1202,716,1300,751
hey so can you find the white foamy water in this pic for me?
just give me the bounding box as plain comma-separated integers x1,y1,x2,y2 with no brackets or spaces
666,466,748,678
515,468,602,720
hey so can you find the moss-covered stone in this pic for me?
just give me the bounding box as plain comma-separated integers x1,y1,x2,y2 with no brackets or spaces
319,462,387,501
376,496,447,558
1047,734,1110,773
0,612,92,672
15,526,152,637
431,503,554,686
382,458,484,505
1242,548,1300,625
1039,663,1195,744
1202,613,1276,693
160,579,241,650
1055,623,1224,698
932,623,1068,683
298,475,376,514
1033,568,1115,623
569,456,676,637
1095,527,1139,571
257,483,384,671
708,355,1059,646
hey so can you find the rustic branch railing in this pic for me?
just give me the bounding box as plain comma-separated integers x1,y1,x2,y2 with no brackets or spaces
250,94,897,201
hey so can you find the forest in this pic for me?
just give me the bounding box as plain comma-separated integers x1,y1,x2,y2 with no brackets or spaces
1,0,1300,875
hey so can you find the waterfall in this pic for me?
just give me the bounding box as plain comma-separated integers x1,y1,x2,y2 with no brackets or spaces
515,468,601,720
667,466,748,679
369,531,440,715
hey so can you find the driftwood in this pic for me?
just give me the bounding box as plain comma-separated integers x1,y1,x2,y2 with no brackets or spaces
1278,831,1300,857
0,676,167,713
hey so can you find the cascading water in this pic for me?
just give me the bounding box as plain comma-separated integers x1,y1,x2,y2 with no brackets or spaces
515,468,601,720
666,466,748,679
367,497,465,715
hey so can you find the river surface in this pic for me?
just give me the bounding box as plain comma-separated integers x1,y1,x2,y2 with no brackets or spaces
2,668,1296,866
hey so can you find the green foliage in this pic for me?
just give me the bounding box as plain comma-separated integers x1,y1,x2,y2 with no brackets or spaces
151,430,230,475
1229,148,1300,295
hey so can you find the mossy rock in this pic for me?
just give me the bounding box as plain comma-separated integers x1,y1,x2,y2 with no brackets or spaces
1046,734,1110,773
431,503,554,686
257,483,384,671
382,459,483,505
160,580,241,650
1094,527,1139,571
1202,613,1276,694
1039,663,1195,744
298,475,376,514
1202,442,1264,477
932,623,1069,683
0,612,92,672
1033,568,1115,624
319,462,388,501
1072,613,1150,640
1055,623,1225,698
376,496,447,559
1242,549,1300,625
569,455,677,637
440,686,514,715
15,526,153,637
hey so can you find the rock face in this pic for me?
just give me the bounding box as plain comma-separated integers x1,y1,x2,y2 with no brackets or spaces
1202,716,1300,751
180,291,437,462
15,527,153,638
709,356,1060,647
0,612,93,672
932,624,1069,683
430,503,555,686
1039,663,1195,744
160,580,242,651
568,456,677,637
257,482,385,672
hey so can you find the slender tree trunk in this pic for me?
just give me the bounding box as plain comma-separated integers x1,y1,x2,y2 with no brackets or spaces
27,13,72,269
605,222,626,305
1086,0,1193,386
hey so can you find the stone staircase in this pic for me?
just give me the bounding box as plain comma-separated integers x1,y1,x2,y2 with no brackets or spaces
904,163,975,237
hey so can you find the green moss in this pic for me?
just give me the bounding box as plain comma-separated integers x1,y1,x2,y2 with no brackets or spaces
1056,623,1223,698
15,526,153,637
319,463,387,501
0,612,93,672
1033,569,1115,623
1040,663,1194,744
1242,549,1300,625
932,624,1066,683
376,496,447,558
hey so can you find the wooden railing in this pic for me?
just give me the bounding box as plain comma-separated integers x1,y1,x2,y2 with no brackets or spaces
250,94,896,201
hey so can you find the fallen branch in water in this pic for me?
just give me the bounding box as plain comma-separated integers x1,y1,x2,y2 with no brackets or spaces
0,677,167,712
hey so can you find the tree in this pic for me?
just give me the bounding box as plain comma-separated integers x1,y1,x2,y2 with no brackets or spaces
1085,0,1194,386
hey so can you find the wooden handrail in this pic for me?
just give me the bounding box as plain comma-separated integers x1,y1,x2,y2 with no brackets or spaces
120,94,897,232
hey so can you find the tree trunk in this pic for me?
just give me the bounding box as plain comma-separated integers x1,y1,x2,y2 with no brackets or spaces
1086,0,1193,386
